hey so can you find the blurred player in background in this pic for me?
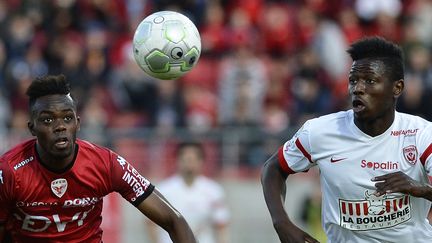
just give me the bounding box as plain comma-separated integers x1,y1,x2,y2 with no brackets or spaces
0,75,196,243
146,141,230,243
261,36,432,242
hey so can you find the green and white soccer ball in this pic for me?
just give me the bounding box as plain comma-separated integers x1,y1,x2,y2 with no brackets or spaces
132,11,201,80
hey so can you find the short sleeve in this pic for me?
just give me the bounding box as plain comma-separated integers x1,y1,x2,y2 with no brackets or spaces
109,152,154,207
0,159,14,224
418,124,432,175
279,121,316,174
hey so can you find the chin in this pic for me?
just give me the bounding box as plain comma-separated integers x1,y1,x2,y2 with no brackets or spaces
353,112,368,121
51,147,74,159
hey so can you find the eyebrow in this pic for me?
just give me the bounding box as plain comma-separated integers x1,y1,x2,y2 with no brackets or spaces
38,109,75,114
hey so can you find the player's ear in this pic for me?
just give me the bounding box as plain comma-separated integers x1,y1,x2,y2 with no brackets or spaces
393,79,404,98
28,121,36,136
76,116,81,131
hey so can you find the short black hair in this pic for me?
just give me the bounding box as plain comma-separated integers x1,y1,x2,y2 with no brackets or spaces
347,36,404,82
176,141,205,160
26,74,73,108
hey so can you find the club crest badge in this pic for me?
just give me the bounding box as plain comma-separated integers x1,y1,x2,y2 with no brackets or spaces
51,178,68,198
403,145,417,165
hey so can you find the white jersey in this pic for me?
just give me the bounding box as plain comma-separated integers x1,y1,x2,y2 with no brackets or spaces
279,110,432,243
155,175,230,243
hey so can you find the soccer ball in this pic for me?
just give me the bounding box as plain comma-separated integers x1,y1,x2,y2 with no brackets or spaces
132,11,201,80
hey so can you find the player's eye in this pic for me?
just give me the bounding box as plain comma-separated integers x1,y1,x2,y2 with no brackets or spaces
348,78,357,84
42,118,53,124
64,116,73,122
366,79,375,84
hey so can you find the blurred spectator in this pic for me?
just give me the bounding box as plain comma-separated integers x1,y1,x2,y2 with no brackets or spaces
200,1,229,56
218,47,267,127
258,3,297,56
338,7,364,44
225,7,258,50
79,86,111,145
152,79,186,132
183,84,218,133
354,0,402,21
398,42,432,124
397,74,432,121
262,102,290,134
263,56,294,133
312,19,350,81
108,42,158,127
149,0,207,27
296,6,320,48
0,90,10,139
290,69,333,126
370,10,401,42
0,39,7,90
4,14,34,59
404,44,432,91
405,0,432,47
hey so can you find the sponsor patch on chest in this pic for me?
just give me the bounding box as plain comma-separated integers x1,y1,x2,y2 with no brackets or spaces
338,190,411,231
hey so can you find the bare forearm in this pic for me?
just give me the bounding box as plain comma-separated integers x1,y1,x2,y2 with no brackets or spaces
419,184,432,201
138,191,196,243
261,153,320,243
261,155,290,226
166,216,196,243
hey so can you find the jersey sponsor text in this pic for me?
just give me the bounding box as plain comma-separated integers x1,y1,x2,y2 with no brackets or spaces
13,206,95,232
339,191,411,231
360,160,399,170
390,129,418,137
14,156,34,170
63,197,102,207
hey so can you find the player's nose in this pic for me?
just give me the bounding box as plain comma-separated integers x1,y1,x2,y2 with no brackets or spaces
352,80,366,94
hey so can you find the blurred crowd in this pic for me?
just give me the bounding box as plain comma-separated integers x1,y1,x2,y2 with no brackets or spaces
0,0,432,170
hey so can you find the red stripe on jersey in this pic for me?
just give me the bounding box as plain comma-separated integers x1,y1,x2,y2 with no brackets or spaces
393,199,397,212
277,147,295,174
295,138,312,163
348,203,353,215
363,202,368,215
404,195,409,205
355,203,361,216
386,201,391,213
420,143,432,166
341,202,346,214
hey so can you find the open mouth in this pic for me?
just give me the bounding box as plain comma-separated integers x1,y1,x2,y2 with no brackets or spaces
352,99,366,113
54,137,69,149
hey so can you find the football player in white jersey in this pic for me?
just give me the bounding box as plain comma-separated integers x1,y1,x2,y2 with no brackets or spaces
261,36,432,243
146,142,230,243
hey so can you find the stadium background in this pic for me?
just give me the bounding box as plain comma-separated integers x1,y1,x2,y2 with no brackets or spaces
0,0,431,242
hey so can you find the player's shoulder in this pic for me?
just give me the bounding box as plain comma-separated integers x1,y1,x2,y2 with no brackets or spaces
0,139,36,171
395,111,431,127
304,110,350,130
76,139,113,157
